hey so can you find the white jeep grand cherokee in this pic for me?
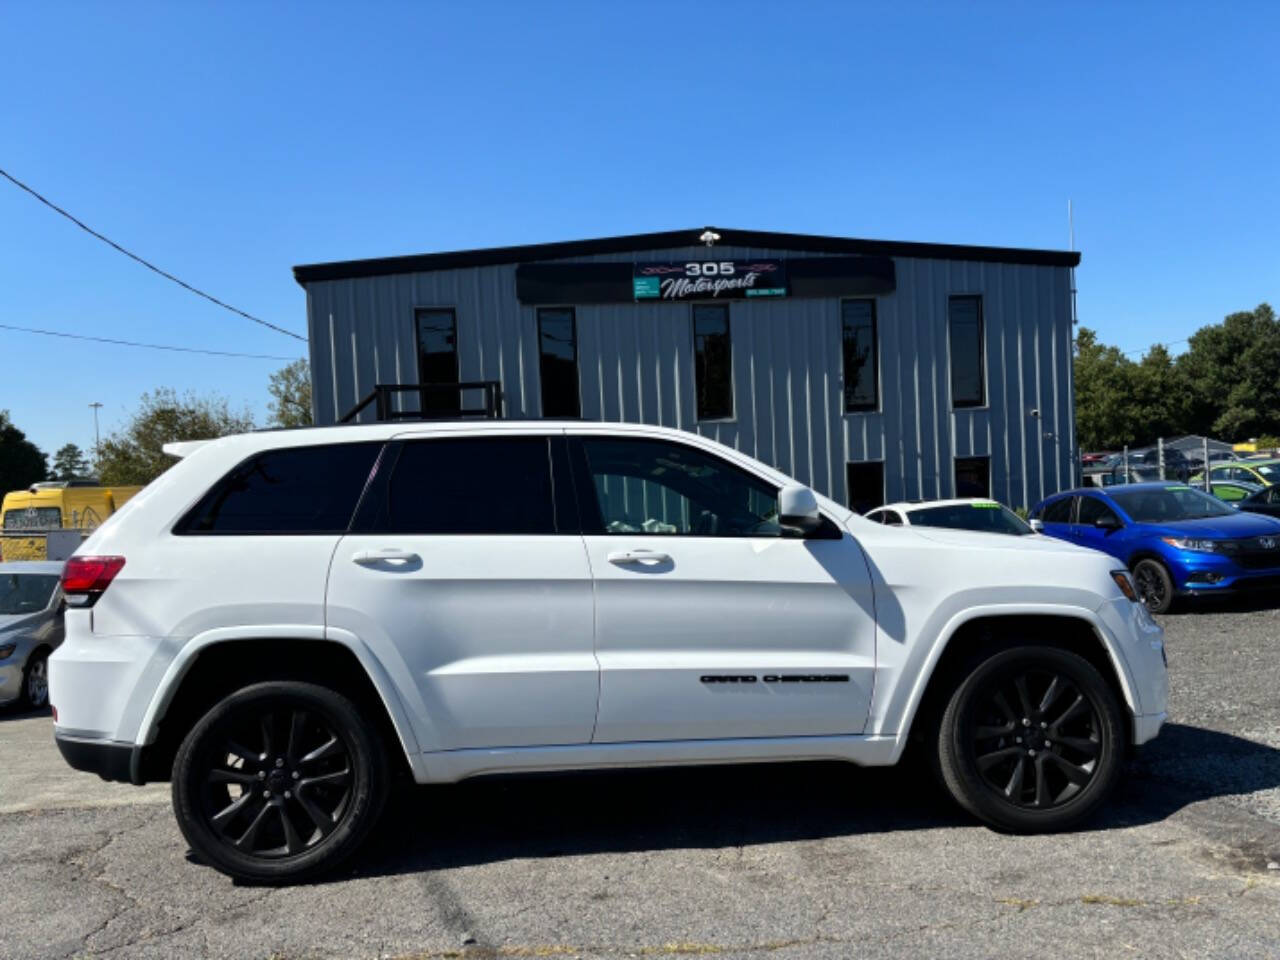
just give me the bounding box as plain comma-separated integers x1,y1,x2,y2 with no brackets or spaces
50,421,1167,882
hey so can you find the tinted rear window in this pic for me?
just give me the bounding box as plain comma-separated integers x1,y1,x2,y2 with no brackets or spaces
177,443,381,534
910,503,1032,535
380,436,556,534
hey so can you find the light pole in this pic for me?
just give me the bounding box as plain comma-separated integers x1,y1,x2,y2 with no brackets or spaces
89,402,103,465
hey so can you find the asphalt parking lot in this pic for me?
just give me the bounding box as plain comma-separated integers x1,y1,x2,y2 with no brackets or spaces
4,601,1279,960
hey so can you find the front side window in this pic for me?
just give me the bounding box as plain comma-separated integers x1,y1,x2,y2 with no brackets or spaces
949,295,985,408
841,299,878,411
415,308,460,416
538,307,581,418
1076,496,1121,526
177,443,382,534
380,436,557,534
0,573,59,614
578,437,779,537
693,304,733,420
954,455,991,498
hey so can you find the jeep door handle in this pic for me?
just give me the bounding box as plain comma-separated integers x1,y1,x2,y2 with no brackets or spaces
352,548,420,565
607,549,671,565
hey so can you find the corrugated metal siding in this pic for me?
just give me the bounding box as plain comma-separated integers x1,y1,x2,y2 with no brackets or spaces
304,244,1075,509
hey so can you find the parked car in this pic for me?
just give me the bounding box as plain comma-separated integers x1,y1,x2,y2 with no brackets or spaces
1030,482,1280,614
51,422,1167,882
1206,480,1263,503
0,561,65,710
1238,483,1280,519
1189,458,1280,489
865,498,1034,536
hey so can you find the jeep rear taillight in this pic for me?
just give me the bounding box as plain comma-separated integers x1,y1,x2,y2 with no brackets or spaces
62,556,126,607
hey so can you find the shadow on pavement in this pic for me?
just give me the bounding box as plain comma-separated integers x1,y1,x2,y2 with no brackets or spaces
1166,592,1280,616
0,704,51,722
346,722,1280,879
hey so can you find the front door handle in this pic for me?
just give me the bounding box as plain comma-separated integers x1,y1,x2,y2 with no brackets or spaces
607,548,671,565
352,548,420,565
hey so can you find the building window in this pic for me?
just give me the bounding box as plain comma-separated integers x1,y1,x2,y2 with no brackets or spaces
538,307,581,418
948,295,985,408
955,456,991,498
693,304,733,420
415,308,460,416
846,461,885,515
841,299,878,412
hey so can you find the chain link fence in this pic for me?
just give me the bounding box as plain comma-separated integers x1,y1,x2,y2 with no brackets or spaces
1081,435,1279,494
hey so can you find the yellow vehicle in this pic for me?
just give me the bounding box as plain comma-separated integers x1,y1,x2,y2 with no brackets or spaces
0,481,143,561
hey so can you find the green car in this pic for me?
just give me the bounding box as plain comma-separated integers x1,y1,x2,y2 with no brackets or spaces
1189,458,1280,489
1208,480,1263,502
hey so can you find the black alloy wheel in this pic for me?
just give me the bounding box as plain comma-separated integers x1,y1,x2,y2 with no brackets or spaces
936,646,1124,832
1132,559,1175,614
173,682,388,883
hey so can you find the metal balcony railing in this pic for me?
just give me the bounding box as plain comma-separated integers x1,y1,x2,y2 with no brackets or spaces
339,382,504,424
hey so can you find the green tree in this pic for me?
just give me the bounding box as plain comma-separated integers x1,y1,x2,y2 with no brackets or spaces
51,442,91,481
268,359,313,428
1128,343,1191,442
1177,304,1280,440
96,389,255,486
0,410,48,493
1073,328,1139,450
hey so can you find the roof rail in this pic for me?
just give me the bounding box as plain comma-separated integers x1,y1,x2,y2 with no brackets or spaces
340,382,504,424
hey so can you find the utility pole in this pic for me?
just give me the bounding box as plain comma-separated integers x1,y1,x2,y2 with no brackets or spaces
89,402,103,464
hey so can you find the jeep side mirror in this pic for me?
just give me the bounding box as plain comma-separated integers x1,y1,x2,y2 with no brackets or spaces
778,484,822,536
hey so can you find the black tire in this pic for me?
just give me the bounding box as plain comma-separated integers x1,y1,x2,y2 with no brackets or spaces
936,646,1125,833
172,681,388,883
20,648,50,710
1132,559,1176,614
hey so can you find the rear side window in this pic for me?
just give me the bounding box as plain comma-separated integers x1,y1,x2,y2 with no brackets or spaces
177,443,382,534
1040,497,1074,524
378,436,557,535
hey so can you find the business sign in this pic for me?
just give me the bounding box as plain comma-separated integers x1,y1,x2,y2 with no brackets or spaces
633,260,787,301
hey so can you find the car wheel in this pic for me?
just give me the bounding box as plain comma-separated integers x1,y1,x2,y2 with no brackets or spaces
1132,559,1175,614
20,649,50,710
172,681,388,883
936,646,1125,833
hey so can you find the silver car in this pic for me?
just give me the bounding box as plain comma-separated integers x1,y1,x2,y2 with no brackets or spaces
0,561,65,710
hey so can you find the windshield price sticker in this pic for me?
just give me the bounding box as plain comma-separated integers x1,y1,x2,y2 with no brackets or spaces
970,502,1001,509
633,260,787,301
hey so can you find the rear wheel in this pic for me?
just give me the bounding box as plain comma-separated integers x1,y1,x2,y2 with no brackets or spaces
1132,559,1175,614
936,646,1125,833
172,681,388,883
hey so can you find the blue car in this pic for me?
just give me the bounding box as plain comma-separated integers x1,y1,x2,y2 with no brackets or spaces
1030,482,1280,613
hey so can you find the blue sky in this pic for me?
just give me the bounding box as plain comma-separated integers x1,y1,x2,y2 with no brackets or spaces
2,1,1277,458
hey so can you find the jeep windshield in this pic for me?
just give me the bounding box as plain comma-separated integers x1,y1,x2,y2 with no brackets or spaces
1109,486,1235,522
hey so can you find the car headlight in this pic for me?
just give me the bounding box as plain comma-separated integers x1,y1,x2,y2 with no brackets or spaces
1161,536,1220,553
0,643,15,661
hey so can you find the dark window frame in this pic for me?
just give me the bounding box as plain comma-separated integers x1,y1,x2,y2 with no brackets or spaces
948,295,986,409
414,306,461,416
692,303,734,422
174,442,386,536
537,306,582,419
954,454,992,499
841,298,879,413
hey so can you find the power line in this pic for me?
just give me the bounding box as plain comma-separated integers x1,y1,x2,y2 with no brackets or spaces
0,166,306,342
0,322,299,361
1121,337,1190,357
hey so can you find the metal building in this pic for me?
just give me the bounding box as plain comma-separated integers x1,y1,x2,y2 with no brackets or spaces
294,226,1080,511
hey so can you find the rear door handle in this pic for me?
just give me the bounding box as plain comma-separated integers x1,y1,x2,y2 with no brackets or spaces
607,548,671,565
352,548,420,565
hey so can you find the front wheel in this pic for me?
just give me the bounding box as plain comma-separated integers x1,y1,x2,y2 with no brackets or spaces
172,681,388,883
935,646,1125,833
1132,559,1176,614
20,650,49,710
